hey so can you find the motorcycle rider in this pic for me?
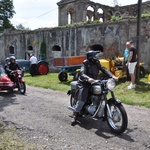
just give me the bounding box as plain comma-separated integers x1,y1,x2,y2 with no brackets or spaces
68,50,118,124
6,56,22,82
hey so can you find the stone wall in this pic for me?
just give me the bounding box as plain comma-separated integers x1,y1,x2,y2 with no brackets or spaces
0,18,150,70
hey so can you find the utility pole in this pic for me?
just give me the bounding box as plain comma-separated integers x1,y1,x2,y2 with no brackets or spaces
136,0,142,81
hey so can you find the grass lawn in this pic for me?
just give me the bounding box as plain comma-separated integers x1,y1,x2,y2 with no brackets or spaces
24,73,150,108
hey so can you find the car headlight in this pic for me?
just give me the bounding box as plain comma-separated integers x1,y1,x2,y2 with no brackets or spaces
106,79,116,90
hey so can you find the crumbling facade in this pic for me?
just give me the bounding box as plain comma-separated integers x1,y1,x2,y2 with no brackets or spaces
0,0,150,70
57,0,150,26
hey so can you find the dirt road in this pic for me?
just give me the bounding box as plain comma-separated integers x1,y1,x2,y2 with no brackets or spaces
0,85,150,150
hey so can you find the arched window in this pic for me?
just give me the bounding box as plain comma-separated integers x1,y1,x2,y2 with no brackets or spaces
87,6,94,21
68,12,71,24
9,46,14,55
67,7,74,24
52,45,61,51
28,46,33,51
97,8,104,22
90,44,103,52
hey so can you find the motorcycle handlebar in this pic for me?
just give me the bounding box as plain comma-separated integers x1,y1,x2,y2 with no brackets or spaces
91,78,115,85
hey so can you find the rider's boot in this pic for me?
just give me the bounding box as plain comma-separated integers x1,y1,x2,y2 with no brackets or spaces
69,101,85,125
71,112,79,125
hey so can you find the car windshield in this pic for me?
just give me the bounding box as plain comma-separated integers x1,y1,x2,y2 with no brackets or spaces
0,65,6,76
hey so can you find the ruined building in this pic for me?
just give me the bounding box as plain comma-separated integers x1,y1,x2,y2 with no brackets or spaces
0,0,150,69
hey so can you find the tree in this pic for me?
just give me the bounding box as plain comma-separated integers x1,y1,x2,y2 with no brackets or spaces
40,41,46,60
0,0,15,31
15,24,31,30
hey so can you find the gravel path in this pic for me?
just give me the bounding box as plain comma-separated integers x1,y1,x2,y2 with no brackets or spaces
0,85,150,150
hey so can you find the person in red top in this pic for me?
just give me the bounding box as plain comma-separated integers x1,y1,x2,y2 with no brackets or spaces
126,41,137,89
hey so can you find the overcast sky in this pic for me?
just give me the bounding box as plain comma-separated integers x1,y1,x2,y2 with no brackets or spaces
10,0,148,30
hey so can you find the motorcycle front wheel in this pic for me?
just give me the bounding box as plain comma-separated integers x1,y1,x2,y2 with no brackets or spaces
18,82,26,94
70,90,77,107
106,103,128,134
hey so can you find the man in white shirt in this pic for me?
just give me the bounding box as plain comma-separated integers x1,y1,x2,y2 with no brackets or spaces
29,53,38,76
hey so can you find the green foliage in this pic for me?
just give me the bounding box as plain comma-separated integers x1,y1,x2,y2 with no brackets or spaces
15,24,31,30
141,12,150,18
24,73,71,91
59,20,102,28
40,41,46,60
24,73,150,108
111,15,123,21
111,12,150,22
0,0,15,31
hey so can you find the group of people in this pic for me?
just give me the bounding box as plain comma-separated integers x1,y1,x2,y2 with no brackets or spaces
4,42,137,124
68,41,137,124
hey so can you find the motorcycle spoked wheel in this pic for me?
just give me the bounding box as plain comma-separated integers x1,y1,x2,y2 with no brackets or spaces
106,103,128,134
18,82,26,94
70,90,77,107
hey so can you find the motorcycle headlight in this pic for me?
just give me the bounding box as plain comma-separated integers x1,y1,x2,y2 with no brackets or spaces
106,79,116,90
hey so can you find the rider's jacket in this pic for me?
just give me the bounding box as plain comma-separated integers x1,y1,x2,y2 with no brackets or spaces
78,59,113,84
6,62,21,74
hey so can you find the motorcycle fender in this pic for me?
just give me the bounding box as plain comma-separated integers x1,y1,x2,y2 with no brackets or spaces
67,90,71,95
108,98,122,105
67,89,75,95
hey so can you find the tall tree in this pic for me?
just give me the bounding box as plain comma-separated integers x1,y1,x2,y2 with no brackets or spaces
0,0,15,31
16,24,31,30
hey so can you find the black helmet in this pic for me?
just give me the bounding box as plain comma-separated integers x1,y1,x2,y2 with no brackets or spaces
86,50,99,61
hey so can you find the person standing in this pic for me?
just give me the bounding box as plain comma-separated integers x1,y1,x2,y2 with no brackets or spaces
126,41,137,89
29,53,38,76
123,42,130,81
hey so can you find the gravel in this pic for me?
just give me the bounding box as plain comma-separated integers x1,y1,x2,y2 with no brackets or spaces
0,85,150,150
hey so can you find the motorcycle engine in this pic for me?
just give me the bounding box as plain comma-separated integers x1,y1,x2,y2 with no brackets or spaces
86,95,99,115
86,105,96,115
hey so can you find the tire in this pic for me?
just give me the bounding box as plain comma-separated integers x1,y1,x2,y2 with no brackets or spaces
36,62,49,75
58,72,68,82
73,72,80,81
139,66,145,78
106,102,128,134
70,90,77,107
18,82,26,94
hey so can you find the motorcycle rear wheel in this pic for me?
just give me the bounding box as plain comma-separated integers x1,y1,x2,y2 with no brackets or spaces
106,103,128,134
18,82,26,94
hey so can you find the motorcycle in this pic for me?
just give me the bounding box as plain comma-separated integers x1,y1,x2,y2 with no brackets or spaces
67,78,128,134
0,66,26,94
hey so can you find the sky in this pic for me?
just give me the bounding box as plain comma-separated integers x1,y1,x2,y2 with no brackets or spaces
10,0,149,30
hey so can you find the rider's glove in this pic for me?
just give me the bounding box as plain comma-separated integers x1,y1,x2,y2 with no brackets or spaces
10,71,14,75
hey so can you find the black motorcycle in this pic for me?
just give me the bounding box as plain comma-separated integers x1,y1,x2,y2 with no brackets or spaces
67,78,128,134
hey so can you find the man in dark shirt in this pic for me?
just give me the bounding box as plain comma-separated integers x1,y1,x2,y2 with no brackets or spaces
126,41,137,89
68,50,118,124
6,56,21,82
